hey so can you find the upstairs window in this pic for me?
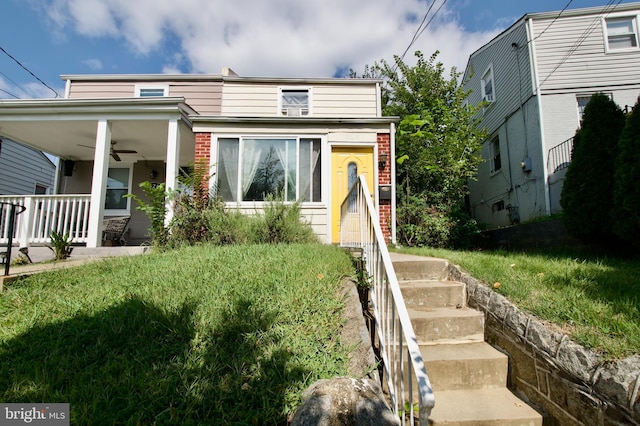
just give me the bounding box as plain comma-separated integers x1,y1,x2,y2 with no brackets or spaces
279,88,310,116
489,136,501,174
135,85,169,97
604,16,639,51
481,65,495,103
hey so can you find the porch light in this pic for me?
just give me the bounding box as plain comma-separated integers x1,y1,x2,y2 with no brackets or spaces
378,152,388,170
150,169,158,180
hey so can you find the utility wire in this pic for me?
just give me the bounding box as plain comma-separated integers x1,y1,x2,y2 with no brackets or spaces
0,45,60,98
531,0,574,43
0,87,20,99
539,0,622,86
0,70,32,98
395,0,450,70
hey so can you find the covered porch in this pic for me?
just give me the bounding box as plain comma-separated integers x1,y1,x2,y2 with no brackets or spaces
0,97,197,248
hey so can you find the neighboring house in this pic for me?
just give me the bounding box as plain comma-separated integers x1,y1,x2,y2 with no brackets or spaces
0,68,396,247
0,138,56,195
463,2,640,229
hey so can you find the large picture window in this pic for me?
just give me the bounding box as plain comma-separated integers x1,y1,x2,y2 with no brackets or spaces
217,137,321,203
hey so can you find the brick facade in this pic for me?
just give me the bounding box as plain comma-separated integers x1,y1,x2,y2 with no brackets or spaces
377,133,392,242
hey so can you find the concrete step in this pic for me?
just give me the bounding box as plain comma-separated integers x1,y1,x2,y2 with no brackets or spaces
421,342,508,391
391,253,449,281
400,279,465,309
428,388,543,426
408,307,485,344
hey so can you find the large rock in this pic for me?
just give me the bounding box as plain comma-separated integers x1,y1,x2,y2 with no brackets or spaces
291,377,399,426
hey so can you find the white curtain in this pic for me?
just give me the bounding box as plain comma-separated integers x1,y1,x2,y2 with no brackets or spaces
242,139,263,197
274,139,296,201
219,140,239,201
299,140,320,202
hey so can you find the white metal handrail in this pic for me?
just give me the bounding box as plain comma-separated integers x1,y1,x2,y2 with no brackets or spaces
0,195,91,247
340,176,434,424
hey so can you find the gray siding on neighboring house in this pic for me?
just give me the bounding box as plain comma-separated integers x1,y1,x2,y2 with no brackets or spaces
464,3,640,229
464,21,532,135
532,10,640,93
0,139,56,195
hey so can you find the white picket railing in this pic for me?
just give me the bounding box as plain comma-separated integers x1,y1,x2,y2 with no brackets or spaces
0,195,91,247
340,176,434,424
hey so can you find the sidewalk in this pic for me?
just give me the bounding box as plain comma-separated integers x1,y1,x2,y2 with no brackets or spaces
1,246,150,289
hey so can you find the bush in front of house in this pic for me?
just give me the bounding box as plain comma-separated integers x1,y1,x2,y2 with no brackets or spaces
612,96,640,248
560,93,626,243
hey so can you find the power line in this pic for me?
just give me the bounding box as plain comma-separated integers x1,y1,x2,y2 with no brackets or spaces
395,0,450,69
0,87,20,99
0,45,60,98
0,70,32,98
531,0,574,43
539,0,622,87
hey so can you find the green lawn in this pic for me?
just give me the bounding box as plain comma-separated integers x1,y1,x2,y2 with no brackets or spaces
396,247,640,359
0,243,354,425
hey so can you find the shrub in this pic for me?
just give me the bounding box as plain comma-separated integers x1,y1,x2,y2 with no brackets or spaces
612,97,640,248
396,195,480,249
47,231,73,260
561,93,626,243
125,181,169,247
252,195,318,244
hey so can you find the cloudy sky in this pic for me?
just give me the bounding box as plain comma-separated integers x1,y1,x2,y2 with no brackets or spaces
0,0,632,99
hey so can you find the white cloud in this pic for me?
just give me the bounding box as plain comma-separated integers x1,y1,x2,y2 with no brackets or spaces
83,58,103,70
40,0,500,78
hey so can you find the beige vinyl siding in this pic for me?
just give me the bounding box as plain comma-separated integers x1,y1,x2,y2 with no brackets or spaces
221,83,279,116
169,82,222,115
532,11,640,93
68,82,135,99
67,80,223,115
221,82,378,117
312,85,378,117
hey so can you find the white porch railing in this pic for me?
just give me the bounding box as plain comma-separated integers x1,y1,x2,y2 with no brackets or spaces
0,195,91,247
340,176,434,424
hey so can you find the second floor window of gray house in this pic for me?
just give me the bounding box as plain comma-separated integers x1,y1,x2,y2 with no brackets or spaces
481,66,495,103
604,16,639,50
280,88,310,116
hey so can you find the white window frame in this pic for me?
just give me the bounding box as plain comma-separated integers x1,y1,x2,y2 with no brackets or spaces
481,65,495,103
489,135,501,175
214,135,323,205
105,164,134,216
603,15,640,53
278,87,312,116
576,92,613,120
134,84,169,97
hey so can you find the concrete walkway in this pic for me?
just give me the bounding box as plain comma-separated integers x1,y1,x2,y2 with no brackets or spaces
1,246,150,288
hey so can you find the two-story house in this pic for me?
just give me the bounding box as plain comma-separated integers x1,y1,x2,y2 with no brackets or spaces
0,69,397,247
463,2,640,229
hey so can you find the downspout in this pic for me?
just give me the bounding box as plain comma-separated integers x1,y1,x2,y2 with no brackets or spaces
390,122,397,245
527,17,551,214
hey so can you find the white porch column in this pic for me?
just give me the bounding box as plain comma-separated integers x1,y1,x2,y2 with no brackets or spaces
86,120,111,248
165,119,180,225
18,196,35,248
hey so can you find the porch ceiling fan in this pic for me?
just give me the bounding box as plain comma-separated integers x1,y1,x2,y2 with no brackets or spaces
77,141,137,162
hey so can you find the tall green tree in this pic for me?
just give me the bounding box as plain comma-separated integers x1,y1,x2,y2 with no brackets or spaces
561,93,626,242
612,97,640,247
363,51,486,247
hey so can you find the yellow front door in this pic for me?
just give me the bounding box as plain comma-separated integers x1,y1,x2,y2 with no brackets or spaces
331,146,375,243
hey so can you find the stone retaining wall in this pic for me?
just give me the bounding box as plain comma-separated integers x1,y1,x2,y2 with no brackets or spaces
448,265,640,426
